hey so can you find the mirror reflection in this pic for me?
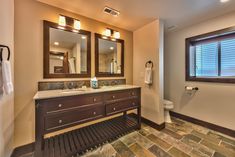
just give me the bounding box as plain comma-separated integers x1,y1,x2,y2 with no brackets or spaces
98,39,122,74
49,28,87,74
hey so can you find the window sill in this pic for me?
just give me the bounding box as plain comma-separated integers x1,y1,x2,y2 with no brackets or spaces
186,76,235,83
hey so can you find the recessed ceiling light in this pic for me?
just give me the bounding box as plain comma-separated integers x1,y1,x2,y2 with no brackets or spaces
54,42,59,46
220,0,230,3
110,47,114,50
82,36,86,39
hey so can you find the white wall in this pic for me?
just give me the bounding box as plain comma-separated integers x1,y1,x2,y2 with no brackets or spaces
0,0,14,156
165,11,235,130
133,20,164,125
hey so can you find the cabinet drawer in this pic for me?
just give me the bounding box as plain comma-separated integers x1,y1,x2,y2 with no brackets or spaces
45,104,105,131
40,94,103,114
104,89,139,102
106,98,139,115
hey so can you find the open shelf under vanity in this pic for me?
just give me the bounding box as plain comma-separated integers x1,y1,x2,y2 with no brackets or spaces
43,114,138,157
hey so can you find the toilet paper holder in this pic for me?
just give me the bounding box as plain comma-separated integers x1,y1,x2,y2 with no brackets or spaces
185,86,199,91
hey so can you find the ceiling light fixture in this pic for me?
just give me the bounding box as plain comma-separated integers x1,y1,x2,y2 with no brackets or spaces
220,0,230,3
54,42,59,46
82,36,86,39
110,47,114,50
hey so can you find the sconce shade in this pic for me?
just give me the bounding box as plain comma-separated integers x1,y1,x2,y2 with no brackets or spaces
74,19,81,30
114,31,120,39
104,28,111,37
58,15,66,26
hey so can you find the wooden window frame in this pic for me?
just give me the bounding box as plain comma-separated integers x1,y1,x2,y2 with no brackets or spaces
186,26,235,83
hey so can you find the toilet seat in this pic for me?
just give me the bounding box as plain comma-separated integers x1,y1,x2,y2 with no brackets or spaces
164,99,174,109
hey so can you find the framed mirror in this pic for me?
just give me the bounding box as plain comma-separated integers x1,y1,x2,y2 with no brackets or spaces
43,20,91,78
95,33,124,77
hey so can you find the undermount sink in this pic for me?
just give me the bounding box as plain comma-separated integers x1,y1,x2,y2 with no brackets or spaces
61,88,87,94
100,85,125,89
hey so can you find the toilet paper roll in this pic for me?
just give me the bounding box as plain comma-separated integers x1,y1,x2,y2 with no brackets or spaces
185,86,193,91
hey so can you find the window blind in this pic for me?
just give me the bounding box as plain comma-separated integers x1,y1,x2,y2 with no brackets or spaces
221,38,235,76
195,42,218,77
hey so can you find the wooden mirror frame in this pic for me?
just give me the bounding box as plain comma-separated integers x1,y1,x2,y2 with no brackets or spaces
95,33,124,77
43,20,91,78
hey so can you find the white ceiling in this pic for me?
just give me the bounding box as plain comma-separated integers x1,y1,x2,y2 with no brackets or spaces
37,0,235,31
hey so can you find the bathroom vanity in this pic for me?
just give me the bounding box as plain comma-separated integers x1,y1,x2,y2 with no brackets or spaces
34,85,141,157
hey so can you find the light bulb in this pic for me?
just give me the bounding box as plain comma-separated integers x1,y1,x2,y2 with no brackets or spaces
220,0,230,3
54,42,59,46
58,15,66,26
114,31,120,39
74,19,81,30
104,28,111,37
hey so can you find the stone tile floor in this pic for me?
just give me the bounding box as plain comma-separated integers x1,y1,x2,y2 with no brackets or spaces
22,117,235,157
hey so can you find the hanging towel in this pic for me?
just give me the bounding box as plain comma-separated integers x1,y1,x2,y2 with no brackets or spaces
145,67,152,85
68,58,76,73
0,63,4,95
2,60,13,94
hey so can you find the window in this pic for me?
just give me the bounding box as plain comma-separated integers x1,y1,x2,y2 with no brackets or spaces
186,26,235,83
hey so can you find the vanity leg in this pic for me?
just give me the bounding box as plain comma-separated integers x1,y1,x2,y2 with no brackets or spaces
123,111,127,119
35,102,44,157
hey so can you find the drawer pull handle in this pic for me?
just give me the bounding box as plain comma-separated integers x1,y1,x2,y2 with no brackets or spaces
113,107,116,111
59,120,63,124
93,98,97,102
132,102,136,106
112,96,116,99
58,104,62,108
131,92,135,96
93,112,96,115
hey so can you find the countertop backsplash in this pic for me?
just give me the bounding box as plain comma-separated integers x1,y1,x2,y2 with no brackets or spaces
38,79,126,91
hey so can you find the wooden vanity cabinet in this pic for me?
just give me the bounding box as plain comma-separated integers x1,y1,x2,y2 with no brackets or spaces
35,88,141,157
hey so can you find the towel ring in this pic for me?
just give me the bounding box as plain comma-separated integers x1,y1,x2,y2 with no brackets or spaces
145,60,153,68
0,45,11,62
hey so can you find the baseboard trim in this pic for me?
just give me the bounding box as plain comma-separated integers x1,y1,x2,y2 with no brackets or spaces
11,143,34,157
170,111,235,138
131,113,165,130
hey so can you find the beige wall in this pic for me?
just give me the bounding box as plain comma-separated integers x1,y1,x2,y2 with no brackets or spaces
133,20,164,125
14,0,133,147
0,0,14,156
165,11,235,130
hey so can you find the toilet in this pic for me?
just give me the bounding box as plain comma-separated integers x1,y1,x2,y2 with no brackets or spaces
164,99,174,123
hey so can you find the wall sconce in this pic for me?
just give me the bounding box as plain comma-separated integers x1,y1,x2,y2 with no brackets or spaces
58,15,81,31
103,28,120,39
113,31,120,39
74,19,81,30
58,15,66,29
104,28,112,37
